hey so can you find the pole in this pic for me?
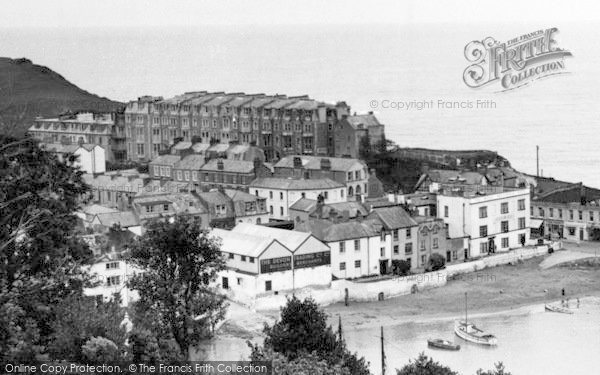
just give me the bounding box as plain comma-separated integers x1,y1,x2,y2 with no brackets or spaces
338,315,343,342
536,145,539,177
464,292,468,325
381,326,386,375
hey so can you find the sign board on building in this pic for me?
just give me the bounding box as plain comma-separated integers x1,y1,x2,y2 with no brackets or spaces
260,256,292,273
294,251,331,269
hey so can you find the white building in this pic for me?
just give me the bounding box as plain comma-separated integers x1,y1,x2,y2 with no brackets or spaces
213,223,331,301
83,253,141,307
42,143,106,174
296,219,388,279
250,177,346,220
437,187,531,258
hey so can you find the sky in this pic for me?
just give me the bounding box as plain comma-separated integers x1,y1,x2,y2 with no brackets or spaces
1,0,600,28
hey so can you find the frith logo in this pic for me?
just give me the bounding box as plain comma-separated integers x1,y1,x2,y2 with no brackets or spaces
463,28,572,91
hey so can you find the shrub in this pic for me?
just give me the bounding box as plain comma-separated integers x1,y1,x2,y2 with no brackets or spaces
429,253,446,271
392,260,411,276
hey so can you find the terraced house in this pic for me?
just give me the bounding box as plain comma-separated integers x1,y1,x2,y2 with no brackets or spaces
123,91,351,162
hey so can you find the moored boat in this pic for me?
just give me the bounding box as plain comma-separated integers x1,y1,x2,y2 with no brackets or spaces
454,292,498,346
454,320,498,346
427,338,460,350
545,303,574,314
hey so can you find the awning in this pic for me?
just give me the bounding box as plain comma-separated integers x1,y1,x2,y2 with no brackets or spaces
529,219,544,228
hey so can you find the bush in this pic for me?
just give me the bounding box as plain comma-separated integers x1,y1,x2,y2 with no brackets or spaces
429,253,446,271
81,337,119,363
392,260,411,276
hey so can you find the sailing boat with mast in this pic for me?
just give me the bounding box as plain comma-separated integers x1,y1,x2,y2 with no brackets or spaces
454,292,498,346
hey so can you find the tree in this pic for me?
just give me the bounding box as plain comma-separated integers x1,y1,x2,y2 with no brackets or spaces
251,296,370,375
428,254,446,271
396,353,458,375
392,260,411,276
0,136,94,362
476,362,511,375
127,216,227,359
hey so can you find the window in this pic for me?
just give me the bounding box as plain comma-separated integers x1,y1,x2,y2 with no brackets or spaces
255,190,259,196
269,206,273,214
501,202,509,214
433,238,438,249
145,205,154,213
237,278,243,286
354,240,360,251
106,276,121,287
153,166,159,175
177,171,182,180
279,192,283,200
444,206,449,218
339,242,345,253
105,262,119,270
241,256,246,262
406,228,411,238
229,253,234,259
393,245,399,254
501,237,509,248
265,281,272,291
192,171,198,181
280,207,284,216
405,243,413,254
558,209,563,218
590,212,595,222
184,171,190,181
249,257,255,263
269,191,273,199
341,189,344,198
347,172,353,181
479,225,488,237
480,242,488,254
354,260,361,268
340,262,346,271
420,240,425,250
501,221,509,233
568,227,576,236
380,248,385,257
479,206,487,218
393,230,399,241
324,191,329,199
163,204,169,211
518,217,526,229
518,199,525,210
549,208,554,217
421,255,426,265
538,208,545,217
137,144,145,155
579,210,583,220
569,210,574,220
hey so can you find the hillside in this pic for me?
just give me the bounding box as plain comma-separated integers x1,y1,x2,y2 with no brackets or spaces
0,57,124,137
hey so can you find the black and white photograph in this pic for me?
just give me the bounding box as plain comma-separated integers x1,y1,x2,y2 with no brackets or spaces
1,1,599,374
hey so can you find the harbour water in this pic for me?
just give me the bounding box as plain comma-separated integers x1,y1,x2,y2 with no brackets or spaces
2,22,600,186
196,299,600,374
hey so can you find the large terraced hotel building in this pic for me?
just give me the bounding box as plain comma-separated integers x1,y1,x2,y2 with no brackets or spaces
124,91,351,162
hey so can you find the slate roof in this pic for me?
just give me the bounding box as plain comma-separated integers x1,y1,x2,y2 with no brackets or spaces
149,154,181,166
171,141,192,151
250,177,343,190
289,198,318,212
42,143,97,153
275,155,365,171
225,189,263,203
346,114,381,129
420,169,488,185
200,159,255,174
296,219,382,242
174,154,206,170
192,143,211,153
96,211,140,228
83,173,146,193
368,206,417,229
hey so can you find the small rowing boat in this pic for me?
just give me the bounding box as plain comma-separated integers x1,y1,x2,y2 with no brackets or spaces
545,303,574,314
427,338,460,351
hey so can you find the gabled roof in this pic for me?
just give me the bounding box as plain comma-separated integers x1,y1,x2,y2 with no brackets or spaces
274,155,365,171
289,198,318,212
296,219,382,242
95,211,140,228
174,154,206,170
81,204,119,215
418,169,488,186
200,159,255,174
345,114,381,129
83,173,146,193
211,228,279,258
250,177,343,190
368,206,417,229
149,154,181,166
172,141,192,151
232,222,311,251
208,143,231,153
192,143,211,153
196,191,231,206
225,189,263,203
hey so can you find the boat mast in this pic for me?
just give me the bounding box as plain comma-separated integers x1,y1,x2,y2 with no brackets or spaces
464,292,468,325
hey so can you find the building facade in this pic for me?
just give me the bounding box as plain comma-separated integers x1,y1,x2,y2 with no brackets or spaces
124,92,351,162
333,113,385,158
437,187,531,258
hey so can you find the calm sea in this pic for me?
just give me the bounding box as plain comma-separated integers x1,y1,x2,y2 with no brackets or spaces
1,23,599,186
196,300,600,375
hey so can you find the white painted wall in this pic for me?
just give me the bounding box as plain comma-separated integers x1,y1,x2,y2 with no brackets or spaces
251,186,347,220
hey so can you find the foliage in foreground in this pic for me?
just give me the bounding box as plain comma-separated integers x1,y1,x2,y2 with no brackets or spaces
249,296,370,375
397,353,511,375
